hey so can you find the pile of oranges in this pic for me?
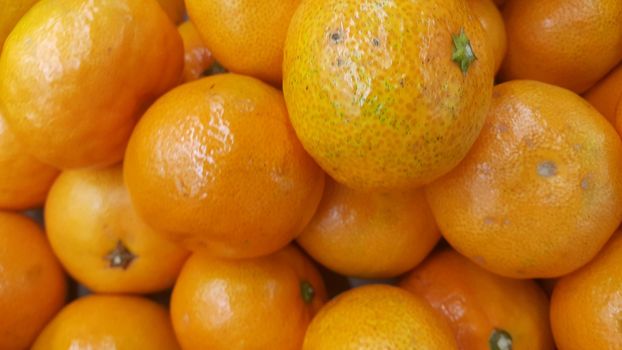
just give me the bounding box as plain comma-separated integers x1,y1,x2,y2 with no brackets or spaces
2,0,622,348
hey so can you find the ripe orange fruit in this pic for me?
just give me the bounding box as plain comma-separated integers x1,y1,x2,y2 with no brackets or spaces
45,165,189,294
171,245,326,350
550,231,622,349
0,114,58,210
400,248,554,350
157,0,185,24
467,0,507,73
179,20,214,82
615,99,622,136
283,0,494,190
124,74,325,259
0,0,39,47
185,0,300,85
297,177,439,278
0,0,183,169
0,212,66,350
426,80,622,278
303,284,457,349
584,64,622,125
500,0,622,93
32,295,180,350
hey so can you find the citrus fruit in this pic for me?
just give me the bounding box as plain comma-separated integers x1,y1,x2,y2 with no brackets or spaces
45,165,189,294
185,0,300,85
157,0,185,24
467,0,506,73
584,63,622,125
500,0,622,93
0,0,183,169
0,0,39,47
0,114,58,210
171,245,326,350
179,20,214,82
303,284,457,350
124,74,325,259
400,248,554,350
426,80,622,278
297,177,439,278
32,295,180,350
551,231,622,349
283,0,494,190
0,212,66,350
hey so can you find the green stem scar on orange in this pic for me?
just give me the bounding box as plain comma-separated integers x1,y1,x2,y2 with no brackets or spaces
105,240,136,270
489,328,513,350
452,28,477,74
300,281,315,304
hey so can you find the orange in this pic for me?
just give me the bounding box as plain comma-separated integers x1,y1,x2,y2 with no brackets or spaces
0,0,39,48
426,80,622,278
124,74,325,259
185,0,300,85
178,20,214,83
157,0,185,24
550,231,622,349
297,177,439,278
0,0,183,169
0,114,58,210
32,294,180,350
303,284,457,349
500,0,622,93
283,0,494,190
45,165,189,294
0,212,66,350
584,63,622,125
467,0,506,73
171,245,326,350
615,99,622,136
400,248,554,350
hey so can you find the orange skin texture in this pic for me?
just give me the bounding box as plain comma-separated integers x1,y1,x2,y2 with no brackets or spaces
44,165,189,294
551,231,622,349
426,80,622,278
171,245,326,350
500,0,622,93
584,63,622,125
185,0,300,85
0,0,183,169
0,115,59,210
284,0,494,191
32,295,181,350
303,284,457,350
157,0,185,24
615,99,622,136
297,177,440,278
0,212,66,350
179,20,214,82
124,74,325,259
467,0,507,73
0,0,39,47
399,248,554,350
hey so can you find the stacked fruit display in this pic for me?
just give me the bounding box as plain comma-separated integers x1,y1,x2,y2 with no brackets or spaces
1,0,622,349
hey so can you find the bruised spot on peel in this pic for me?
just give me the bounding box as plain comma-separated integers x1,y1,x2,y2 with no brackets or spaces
537,161,557,177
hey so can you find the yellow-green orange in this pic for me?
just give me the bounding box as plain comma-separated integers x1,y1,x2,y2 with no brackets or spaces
284,0,494,190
